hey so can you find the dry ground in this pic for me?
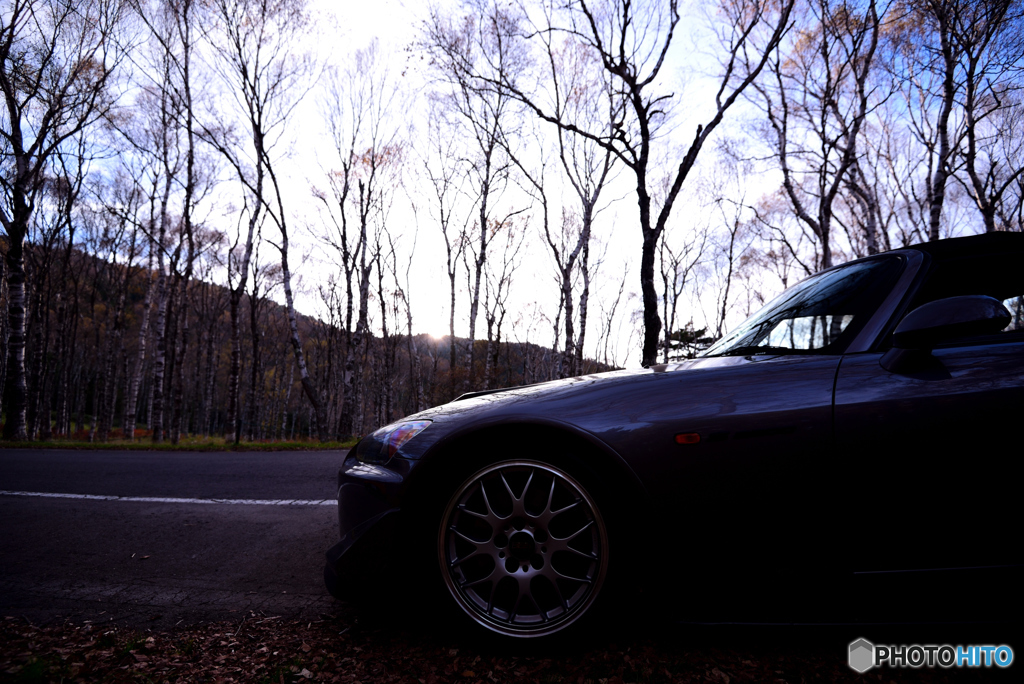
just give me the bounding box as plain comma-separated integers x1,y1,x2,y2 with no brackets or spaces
1,608,1006,684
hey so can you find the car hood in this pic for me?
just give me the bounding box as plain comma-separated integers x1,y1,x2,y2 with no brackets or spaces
398,354,764,441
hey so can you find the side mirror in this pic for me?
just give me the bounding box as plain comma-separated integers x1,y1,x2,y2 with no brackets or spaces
892,295,1010,349
881,295,1010,374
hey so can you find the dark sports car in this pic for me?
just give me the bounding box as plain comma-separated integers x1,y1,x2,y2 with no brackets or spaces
324,232,1023,640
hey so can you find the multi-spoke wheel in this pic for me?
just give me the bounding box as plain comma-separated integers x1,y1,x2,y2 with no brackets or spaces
438,459,609,638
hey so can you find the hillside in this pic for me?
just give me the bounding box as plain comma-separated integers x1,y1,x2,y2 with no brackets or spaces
0,239,615,442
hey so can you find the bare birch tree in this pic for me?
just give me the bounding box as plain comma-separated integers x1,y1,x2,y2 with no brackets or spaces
1,0,127,439
885,0,967,241
509,27,619,377
482,216,524,387
421,101,470,400
206,0,321,440
953,0,1024,232
425,3,525,388
130,0,202,443
752,0,881,270
316,40,402,435
469,0,795,366
659,217,707,362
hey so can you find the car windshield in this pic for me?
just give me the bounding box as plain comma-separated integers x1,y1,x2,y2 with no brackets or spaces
702,256,904,357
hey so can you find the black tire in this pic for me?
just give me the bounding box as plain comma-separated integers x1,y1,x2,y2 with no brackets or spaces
434,457,615,642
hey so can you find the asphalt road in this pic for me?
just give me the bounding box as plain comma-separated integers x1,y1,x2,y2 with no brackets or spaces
3,448,1019,681
0,448,348,629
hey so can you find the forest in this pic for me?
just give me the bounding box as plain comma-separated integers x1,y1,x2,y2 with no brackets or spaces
2,0,1023,443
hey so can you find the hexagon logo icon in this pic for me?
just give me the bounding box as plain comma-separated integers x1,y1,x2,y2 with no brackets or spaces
849,638,875,673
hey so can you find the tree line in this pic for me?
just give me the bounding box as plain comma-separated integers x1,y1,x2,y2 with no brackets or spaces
3,0,1023,442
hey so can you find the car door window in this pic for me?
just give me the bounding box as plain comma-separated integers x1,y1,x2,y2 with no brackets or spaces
762,314,855,350
1003,295,1024,331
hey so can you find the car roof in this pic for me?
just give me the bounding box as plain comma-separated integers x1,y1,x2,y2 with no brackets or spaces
900,231,1024,260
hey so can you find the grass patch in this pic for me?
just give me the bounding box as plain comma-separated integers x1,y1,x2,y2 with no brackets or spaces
258,657,309,684
174,637,198,658
3,654,70,684
0,436,358,451
117,635,145,659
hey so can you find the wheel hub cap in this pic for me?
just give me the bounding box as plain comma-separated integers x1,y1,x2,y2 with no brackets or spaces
507,531,535,559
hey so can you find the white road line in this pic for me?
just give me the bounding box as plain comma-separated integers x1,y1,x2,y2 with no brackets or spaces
0,490,336,506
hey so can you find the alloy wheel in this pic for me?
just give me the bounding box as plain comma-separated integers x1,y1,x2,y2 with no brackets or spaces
438,460,608,638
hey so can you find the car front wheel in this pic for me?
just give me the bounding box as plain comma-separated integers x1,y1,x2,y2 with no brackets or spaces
437,459,610,639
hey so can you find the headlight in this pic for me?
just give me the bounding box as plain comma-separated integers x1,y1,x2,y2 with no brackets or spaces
355,420,432,464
